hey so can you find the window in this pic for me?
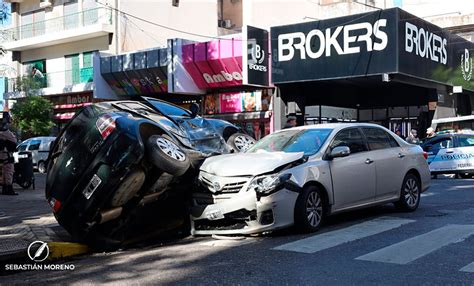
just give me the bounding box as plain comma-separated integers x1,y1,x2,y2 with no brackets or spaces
64,0,79,30
17,143,28,152
23,59,46,88
362,128,399,150
247,129,333,156
20,9,45,39
65,54,80,85
429,138,453,150
147,100,191,117
458,136,474,147
28,140,41,151
330,128,368,154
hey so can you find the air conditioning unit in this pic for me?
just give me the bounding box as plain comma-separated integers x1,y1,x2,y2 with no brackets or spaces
39,0,52,8
222,19,233,29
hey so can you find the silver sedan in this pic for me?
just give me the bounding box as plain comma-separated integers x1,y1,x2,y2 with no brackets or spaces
191,123,431,235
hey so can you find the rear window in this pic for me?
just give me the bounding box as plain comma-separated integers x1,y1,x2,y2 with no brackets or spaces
458,136,474,147
362,128,399,150
28,140,41,151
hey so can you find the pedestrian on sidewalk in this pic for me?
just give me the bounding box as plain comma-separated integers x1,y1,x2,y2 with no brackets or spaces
0,112,18,195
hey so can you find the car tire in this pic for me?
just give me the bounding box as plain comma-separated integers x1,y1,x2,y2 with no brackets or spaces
459,173,473,179
394,173,421,212
38,161,46,174
147,135,190,176
294,185,325,233
226,133,256,152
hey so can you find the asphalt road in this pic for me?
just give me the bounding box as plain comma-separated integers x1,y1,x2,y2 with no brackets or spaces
2,177,474,285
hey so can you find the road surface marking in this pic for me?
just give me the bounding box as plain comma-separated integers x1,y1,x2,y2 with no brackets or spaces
356,224,474,265
421,192,435,198
273,217,414,254
460,262,474,273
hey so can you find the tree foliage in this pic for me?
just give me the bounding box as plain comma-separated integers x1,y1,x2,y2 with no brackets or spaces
10,96,54,138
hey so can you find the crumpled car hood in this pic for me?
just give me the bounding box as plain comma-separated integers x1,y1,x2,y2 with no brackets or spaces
200,151,304,177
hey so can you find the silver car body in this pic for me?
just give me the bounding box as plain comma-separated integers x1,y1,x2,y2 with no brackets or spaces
191,123,430,235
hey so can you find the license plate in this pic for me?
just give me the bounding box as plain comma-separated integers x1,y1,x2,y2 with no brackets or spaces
206,209,224,220
83,174,102,200
18,154,28,159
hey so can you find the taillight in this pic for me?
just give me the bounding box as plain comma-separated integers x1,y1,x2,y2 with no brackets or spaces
423,152,428,160
49,198,61,213
96,114,119,139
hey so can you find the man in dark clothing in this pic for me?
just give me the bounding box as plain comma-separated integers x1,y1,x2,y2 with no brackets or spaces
283,116,297,129
0,112,18,195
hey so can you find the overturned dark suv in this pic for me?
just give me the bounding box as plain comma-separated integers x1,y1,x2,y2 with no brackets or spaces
45,97,255,249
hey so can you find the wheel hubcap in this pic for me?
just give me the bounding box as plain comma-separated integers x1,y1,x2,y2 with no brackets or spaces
306,192,323,227
404,178,419,207
156,138,186,161
234,135,254,152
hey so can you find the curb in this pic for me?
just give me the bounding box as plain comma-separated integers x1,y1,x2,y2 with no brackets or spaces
47,242,90,260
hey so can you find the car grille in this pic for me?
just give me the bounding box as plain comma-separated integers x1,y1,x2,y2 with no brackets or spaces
200,175,249,194
194,209,257,231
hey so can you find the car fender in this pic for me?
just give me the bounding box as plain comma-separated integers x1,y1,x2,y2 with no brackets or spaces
205,118,240,139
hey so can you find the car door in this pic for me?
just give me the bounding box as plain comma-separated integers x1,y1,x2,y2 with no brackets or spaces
453,135,474,171
361,127,405,201
327,128,376,210
423,136,454,172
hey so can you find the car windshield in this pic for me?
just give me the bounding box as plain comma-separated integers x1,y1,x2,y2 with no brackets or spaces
247,128,333,156
146,99,191,117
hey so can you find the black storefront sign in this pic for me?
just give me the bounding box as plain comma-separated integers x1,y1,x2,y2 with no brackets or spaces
271,8,474,92
247,26,270,86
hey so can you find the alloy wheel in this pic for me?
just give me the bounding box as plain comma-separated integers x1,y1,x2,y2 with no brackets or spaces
404,177,419,208
234,135,254,152
156,137,186,161
306,192,323,227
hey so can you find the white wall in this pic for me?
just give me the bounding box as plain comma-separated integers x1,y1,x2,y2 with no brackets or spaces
118,0,218,52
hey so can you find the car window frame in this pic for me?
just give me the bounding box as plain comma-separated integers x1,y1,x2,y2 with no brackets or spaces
361,127,400,151
324,127,369,158
425,136,453,151
456,135,474,148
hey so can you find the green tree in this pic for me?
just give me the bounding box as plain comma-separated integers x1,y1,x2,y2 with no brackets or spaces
10,96,54,138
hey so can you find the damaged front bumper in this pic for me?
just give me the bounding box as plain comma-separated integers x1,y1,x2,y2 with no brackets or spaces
190,187,300,235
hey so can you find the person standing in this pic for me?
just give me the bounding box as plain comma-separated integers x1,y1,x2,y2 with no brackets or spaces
406,129,420,144
283,116,297,129
0,112,18,195
426,127,435,138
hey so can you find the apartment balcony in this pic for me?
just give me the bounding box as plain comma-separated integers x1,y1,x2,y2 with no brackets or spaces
4,67,94,99
2,8,113,51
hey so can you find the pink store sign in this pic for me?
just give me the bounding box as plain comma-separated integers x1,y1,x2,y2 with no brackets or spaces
220,93,242,113
182,38,243,89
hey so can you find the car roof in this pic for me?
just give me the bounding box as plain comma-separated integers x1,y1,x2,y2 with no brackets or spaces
283,122,388,132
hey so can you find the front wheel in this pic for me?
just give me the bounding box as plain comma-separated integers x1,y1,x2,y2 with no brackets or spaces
147,135,190,176
226,133,256,152
394,173,420,212
459,173,473,179
294,186,325,233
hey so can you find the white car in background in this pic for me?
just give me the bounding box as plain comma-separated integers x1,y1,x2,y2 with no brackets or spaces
191,123,430,235
14,136,56,173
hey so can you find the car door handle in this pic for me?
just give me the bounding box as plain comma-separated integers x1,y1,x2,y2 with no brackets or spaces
365,159,374,164
446,150,454,154
398,153,405,158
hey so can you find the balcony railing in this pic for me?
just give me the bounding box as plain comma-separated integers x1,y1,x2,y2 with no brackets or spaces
2,8,112,42
6,68,94,93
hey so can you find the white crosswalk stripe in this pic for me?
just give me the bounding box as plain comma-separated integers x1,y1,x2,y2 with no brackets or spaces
273,217,415,254
460,262,474,273
356,224,474,265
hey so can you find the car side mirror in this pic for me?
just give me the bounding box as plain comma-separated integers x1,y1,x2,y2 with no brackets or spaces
190,103,200,118
328,146,351,159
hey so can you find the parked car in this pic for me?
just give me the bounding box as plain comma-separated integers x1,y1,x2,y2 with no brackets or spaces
14,136,56,173
421,133,474,178
45,97,255,249
191,123,431,235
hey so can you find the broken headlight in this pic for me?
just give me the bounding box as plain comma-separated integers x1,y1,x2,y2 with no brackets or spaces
247,173,291,195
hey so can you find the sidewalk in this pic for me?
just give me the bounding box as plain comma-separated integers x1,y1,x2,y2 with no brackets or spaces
0,174,72,262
